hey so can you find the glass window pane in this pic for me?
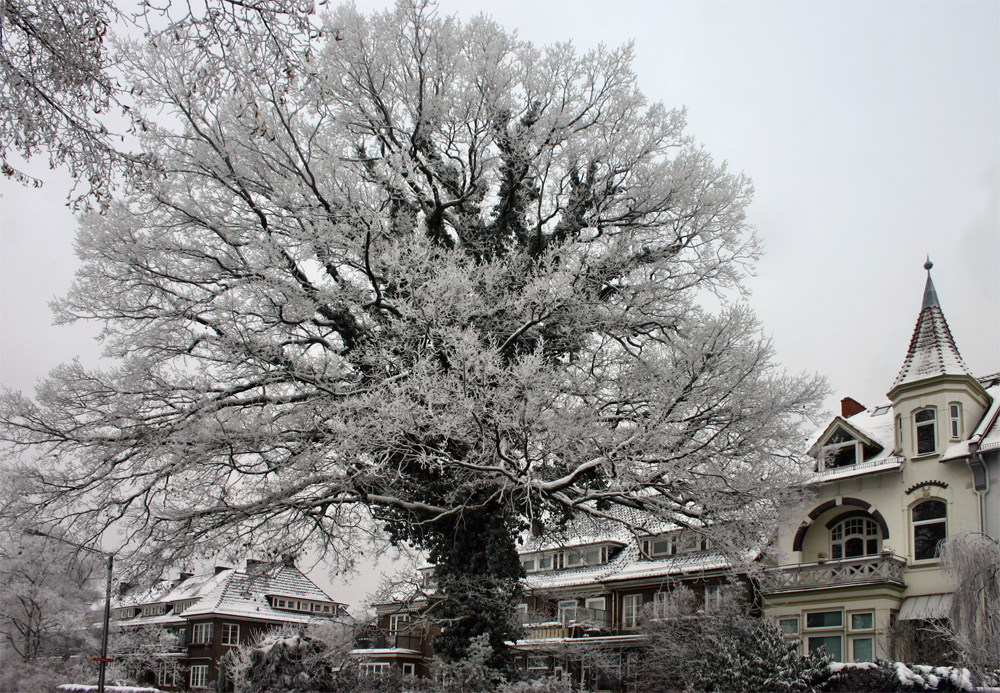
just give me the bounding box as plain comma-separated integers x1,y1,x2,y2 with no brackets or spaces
806,611,843,628
844,537,864,557
912,500,946,521
853,638,874,662
917,422,935,454
916,409,935,423
851,613,874,630
808,636,842,661
779,618,799,635
827,428,856,444
651,540,672,555
914,522,947,560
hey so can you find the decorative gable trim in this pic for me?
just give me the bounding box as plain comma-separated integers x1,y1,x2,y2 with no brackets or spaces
905,480,948,495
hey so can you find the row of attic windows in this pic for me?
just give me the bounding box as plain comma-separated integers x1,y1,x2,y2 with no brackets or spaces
522,532,711,574
521,543,620,573
115,597,336,620
271,597,337,614
819,403,963,471
641,531,710,558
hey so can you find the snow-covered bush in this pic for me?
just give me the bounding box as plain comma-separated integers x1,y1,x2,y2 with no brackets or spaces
822,661,972,692
223,628,338,693
498,671,573,693
639,601,831,692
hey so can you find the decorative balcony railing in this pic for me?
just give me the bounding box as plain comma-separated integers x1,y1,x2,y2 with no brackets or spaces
759,555,906,594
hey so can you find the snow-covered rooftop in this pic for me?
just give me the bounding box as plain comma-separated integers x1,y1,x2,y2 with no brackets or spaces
891,268,974,389
114,563,346,626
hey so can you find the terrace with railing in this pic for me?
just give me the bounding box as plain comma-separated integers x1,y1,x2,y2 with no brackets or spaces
520,607,609,640
759,555,906,594
353,632,424,651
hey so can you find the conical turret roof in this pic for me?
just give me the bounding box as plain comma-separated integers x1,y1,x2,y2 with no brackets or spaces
891,259,973,389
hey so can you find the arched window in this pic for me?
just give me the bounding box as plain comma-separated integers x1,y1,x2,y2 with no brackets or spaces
912,500,947,561
830,516,880,559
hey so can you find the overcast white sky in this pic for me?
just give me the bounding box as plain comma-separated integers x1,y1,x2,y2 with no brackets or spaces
1,0,997,612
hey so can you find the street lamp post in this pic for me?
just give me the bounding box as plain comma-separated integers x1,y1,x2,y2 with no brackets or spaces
26,530,113,693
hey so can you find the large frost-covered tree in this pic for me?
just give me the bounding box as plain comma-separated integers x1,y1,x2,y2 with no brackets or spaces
0,0,825,663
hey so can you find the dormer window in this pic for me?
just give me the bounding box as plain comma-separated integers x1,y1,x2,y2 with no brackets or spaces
949,403,961,439
820,427,861,469
915,408,936,455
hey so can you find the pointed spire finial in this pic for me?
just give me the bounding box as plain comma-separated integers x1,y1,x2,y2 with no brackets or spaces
922,257,939,309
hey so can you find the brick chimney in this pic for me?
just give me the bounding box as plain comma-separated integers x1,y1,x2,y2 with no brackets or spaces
215,565,230,575
840,397,866,418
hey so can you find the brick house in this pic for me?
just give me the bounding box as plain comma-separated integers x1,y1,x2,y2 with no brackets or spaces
113,560,348,690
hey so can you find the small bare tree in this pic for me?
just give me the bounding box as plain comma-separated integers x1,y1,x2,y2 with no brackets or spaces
939,532,1000,684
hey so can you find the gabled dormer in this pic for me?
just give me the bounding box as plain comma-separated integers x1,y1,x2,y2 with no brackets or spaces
808,420,884,472
887,261,992,460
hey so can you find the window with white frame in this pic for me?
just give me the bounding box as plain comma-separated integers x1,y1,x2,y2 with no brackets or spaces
820,427,862,469
157,663,177,688
521,558,535,572
915,408,936,455
361,662,390,677
643,537,674,558
949,403,961,439
221,623,239,646
778,617,799,637
704,583,728,613
402,663,416,677
190,664,209,689
557,599,578,625
912,499,947,561
805,610,844,661
851,636,874,661
622,594,643,629
389,613,410,633
141,603,166,616
830,516,880,559
585,597,606,615
191,622,212,645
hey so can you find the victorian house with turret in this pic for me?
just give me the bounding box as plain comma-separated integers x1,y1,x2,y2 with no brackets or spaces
759,262,999,664
356,263,998,687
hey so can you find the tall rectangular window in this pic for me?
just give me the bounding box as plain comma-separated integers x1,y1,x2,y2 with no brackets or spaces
221,623,239,646
949,403,961,439
915,408,936,455
389,613,410,633
622,594,643,629
190,664,209,689
191,622,212,645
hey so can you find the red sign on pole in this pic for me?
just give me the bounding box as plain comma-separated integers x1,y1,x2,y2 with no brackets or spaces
90,657,115,662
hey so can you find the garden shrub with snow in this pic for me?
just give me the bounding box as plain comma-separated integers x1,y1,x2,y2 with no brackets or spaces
822,661,972,692
638,589,831,692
